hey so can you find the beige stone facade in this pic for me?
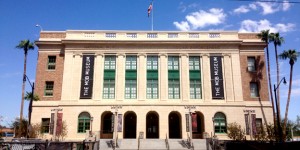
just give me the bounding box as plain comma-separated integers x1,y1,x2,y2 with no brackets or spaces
33,30,273,141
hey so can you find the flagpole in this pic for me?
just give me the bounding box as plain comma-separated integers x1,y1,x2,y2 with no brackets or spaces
151,1,154,31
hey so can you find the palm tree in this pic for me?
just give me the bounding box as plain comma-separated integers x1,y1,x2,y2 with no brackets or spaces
279,49,300,136
25,91,39,127
269,32,285,122
257,30,276,126
16,39,34,137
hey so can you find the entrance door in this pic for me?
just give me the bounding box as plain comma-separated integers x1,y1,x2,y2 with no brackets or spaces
169,112,182,138
192,112,204,139
124,112,137,138
146,112,159,138
101,112,113,139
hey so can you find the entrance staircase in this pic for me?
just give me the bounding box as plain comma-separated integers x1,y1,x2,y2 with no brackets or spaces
98,139,207,150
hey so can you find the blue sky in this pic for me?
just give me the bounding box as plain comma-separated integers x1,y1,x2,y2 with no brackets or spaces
0,0,299,126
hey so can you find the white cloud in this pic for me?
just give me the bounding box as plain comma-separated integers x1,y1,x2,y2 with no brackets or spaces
233,5,250,14
283,0,291,11
249,3,257,10
256,2,280,15
174,8,226,31
239,19,295,33
179,2,198,13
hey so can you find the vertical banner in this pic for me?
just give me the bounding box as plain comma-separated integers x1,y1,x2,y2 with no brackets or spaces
56,113,63,135
244,114,250,135
50,113,54,134
118,114,122,132
192,113,197,132
210,56,224,99
251,114,257,135
80,55,95,99
111,114,115,132
185,114,189,132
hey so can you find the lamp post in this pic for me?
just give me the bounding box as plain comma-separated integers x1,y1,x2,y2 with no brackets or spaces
90,117,94,137
23,75,34,138
274,77,287,142
35,24,43,31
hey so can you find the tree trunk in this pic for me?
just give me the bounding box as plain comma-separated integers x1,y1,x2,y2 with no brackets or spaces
19,50,27,137
266,44,276,127
275,44,281,122
283,63,294,135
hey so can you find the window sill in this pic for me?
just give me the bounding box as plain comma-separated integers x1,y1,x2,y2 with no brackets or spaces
43,96,53,98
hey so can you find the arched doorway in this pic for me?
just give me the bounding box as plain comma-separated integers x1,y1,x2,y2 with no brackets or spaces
192,112,205,139
101,112,113,139
124,112,137,139
169,112,182,139
146,111,159,139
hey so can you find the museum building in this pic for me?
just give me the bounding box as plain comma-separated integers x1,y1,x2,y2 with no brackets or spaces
32,30,273,141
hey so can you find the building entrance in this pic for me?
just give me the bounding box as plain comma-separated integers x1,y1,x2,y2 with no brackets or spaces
146,112,159,139
124,112,137,139
101,112,113,139
169,112,182,139
192,112,205,139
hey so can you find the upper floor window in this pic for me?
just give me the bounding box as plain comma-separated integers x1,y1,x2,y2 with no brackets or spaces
104,56,116,70
126,56,137,70
250,82,259,97
168,56,179,70
189,56,200,70
125,79,137,99
47,56,56,70
44,81,54,96
147,56,158,70
247,57,256,72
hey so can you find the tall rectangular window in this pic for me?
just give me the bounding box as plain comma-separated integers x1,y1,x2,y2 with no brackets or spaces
103,56,116,99
47,56,56,70
44,81,54,96
256,118,263,134
168,56,180,99
125,56,137,99
125,80,137,99
147,56,159,99
247,57,256,72
250,82,259,97
189,56,202,99
41,118,50,133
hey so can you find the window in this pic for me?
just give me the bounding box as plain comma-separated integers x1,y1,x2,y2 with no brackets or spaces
127,33,137,38
147,56,158,70
189,33,199,38
250,82,259,97
104,56,116,70
126,56,137,70
190,80,201,99
147,79,158,99
214,112,227,133
209,33,220,38
168,56,179,70
168,33,178,38
106,33,116,38
255,118,263,134
44,81,54,96
125,80,137,99
78,112,91,133
247,57,256,72
147,33,157,38
189,56,200,70
103,79,115,99
47,56,56,70
41,118,50,133
168,79,180,99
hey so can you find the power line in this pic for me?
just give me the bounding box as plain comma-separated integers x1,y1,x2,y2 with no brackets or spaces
231,0,300,3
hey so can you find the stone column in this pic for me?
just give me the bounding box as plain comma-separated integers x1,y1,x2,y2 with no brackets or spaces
180,53,189,101
72,53,83,100
231,53,243,101
61,52,74,100
159,53,168,101
93,53,104,100
201,54,212,101
223,54,234,101
116,53,126,101
138,53,147,101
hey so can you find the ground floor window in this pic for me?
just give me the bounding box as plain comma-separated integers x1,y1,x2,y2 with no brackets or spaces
214,112,227,133
78,112,91,133
41,118,50,133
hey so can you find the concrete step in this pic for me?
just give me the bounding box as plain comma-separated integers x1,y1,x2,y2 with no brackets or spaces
168,139,190,150
117,139,138,150
192,139,207,150
139,139,167,150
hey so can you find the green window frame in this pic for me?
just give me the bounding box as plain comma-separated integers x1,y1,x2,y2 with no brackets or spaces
168,56,179,70
103,79,115,99
126,56,137,70
147,56,158,70
104,56,116,70
41,118,50,133
77,112,91,133
168,79,180,99
147,79,158,99
214,112,227,133
125,79,137,99
189,56,200,70
47,56,56,70
190,79,201,99
44,81,54,96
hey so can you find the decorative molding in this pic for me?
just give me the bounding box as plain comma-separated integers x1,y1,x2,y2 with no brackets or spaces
238,33,259,39
179,53,189,57
222,53,231,57
158,53,168,57
40,32,66,39
137,53,147,57
117,53,126,58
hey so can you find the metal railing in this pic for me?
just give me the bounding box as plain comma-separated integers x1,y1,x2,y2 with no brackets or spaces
165,134,169,150
138,137,140,150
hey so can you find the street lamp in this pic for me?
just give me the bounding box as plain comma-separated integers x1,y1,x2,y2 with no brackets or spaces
35,24,43,31
90,117,94,137
274,77,287,142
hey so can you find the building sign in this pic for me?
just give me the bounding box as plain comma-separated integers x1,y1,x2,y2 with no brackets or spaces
56,113,63,135
244,114,250,135
50,113,54,134
186,114,189,132
210,56,224,99
80,55,95,99
118,114,122,132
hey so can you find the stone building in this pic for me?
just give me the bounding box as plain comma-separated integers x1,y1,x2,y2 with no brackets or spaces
32,30,273,141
